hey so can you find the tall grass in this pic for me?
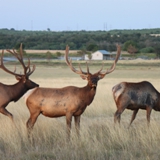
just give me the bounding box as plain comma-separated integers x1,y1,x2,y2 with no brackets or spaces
0,62,160,160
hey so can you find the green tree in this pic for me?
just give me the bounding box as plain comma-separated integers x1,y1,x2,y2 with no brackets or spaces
123,40,138,53
15,43,25,50
140,47,154,53
154,45,160,58
56,52,62,58
77,49,88,60
86,44,98,51
46,51,52,62
127,44,138,54
87,51,92,60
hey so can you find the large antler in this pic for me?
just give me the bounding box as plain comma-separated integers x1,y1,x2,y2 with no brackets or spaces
0,43,35,77
65,45,89,77
97,44,121,77
65,45,121,78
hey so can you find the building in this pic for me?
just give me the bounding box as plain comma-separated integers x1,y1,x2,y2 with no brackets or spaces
85,50,117,60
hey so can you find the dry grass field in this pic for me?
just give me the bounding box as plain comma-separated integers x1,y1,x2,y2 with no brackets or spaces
0,49,78,54
0,59,160,160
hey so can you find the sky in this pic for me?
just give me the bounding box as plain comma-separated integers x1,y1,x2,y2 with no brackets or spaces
0,0,160,31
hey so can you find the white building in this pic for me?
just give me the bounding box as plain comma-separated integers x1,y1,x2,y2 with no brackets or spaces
85,50,117,60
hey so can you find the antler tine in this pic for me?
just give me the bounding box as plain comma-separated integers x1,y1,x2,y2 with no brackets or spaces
78,63,83,73
19,43,23,58
26,64,36,76
6,43,35,77
6,44,26,71
95,63,104,74
77,62,90,76
77,63,88,74
25,58,31,72
11,43,29,75
22,53,35,77
115,44,121,63
6,43,22,61
65,45,76,72
65,45,88,75
0,50,22,77
17,43,28,75
0,50,4,66
99,44,121,76
86,62,90,74
19,43,36,76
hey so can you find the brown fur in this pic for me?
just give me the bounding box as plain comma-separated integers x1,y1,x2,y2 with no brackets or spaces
25,45,121,139
113,81,160,126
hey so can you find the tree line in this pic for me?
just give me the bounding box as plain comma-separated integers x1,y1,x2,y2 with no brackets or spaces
0,28,160,56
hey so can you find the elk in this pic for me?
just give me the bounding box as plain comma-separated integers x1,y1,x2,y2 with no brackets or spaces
113,81,160,126
0,44,39,122
24,45,121,139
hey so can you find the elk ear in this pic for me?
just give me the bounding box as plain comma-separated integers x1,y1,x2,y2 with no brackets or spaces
80,75,87,80
15,75,22,81
22,76,27,83
98,74,105,80
15,75,26,83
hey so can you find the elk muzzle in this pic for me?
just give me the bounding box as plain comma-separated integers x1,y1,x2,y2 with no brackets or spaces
90,77,99,88
25,79,39,89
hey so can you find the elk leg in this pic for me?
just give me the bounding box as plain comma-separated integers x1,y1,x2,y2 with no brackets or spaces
129,109,139,127
146,106,152,126
0,107,13,122
26,112,40,139
114,107,126,124
114,100,130,124
114,110,121,123
66,113,72,140
74,116,80,137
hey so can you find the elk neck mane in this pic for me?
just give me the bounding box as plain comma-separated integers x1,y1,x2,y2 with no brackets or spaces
1,82,31,102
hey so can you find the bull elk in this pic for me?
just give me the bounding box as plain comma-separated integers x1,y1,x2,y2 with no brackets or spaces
113,81,160,126
24,45,121,139
0,44,39,122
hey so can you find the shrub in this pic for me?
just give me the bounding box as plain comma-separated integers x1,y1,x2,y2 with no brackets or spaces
140,47,155,53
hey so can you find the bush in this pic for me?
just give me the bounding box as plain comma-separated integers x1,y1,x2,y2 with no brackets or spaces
140,47,155,53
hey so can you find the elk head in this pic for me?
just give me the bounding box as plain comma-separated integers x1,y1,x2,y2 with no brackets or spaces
65,45,121,88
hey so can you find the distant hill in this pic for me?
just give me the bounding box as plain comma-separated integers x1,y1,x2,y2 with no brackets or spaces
0,28,160,52
108,28,160,34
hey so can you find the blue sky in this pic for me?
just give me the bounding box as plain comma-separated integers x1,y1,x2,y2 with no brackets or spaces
1,0,159,31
